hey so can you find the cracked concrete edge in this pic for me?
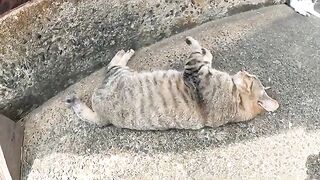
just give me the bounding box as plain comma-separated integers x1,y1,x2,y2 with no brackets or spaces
0,0,286,121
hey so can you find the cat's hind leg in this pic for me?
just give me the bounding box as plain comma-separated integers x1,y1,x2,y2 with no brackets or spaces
119,49,135,66
108,50,126,67
108,49,135,67
65,96,108,127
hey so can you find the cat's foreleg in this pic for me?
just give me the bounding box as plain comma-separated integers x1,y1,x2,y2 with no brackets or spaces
185,36,202,53
185,36,213,65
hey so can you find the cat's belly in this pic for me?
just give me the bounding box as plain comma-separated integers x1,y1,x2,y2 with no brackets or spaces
92,71,204,130
93,94,204,130
111,109,205,130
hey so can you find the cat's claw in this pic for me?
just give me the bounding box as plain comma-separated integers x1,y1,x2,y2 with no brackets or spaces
121,49,135,62
126,49,135,57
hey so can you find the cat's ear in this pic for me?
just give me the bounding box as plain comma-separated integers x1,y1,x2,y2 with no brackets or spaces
233,78,248,93
233,71,253,93
258,92,279,112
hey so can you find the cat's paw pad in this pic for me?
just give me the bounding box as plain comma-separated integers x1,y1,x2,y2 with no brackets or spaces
185,36,195,45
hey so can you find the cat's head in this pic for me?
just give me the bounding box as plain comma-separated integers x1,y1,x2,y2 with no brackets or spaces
232,70,279,113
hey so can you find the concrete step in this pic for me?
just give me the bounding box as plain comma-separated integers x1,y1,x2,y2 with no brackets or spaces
22,4,320,179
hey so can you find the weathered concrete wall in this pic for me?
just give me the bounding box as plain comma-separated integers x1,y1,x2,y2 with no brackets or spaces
0,0,285,120
0,0,30,15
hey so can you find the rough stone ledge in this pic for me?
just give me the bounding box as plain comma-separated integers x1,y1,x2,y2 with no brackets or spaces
0,0,285,120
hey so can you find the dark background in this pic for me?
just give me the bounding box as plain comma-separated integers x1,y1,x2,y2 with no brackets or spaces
0,0,29,15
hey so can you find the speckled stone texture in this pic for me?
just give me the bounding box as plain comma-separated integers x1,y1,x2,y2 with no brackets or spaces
0,0,285,120
306,152,320,179
22,5,320,179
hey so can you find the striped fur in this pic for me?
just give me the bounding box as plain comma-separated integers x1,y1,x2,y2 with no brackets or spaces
66,37,279,130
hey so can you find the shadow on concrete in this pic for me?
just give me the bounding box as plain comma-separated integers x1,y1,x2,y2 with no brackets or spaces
306,152,320,179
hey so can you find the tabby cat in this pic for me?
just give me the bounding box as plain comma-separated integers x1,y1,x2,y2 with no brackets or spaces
66,37,279,130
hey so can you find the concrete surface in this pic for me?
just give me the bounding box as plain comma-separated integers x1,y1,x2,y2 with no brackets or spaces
0,0,285,120
0,146,12,180
22,4,320,179
0,115,24,180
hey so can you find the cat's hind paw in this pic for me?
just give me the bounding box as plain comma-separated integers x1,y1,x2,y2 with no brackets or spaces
120,49,135,64
65,95,80,108
125,49,135,59
112,49,126,61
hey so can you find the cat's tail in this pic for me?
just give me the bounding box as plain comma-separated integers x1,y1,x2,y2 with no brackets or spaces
65,95,106,126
